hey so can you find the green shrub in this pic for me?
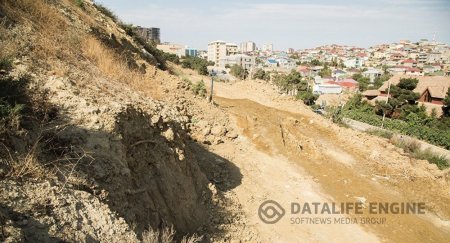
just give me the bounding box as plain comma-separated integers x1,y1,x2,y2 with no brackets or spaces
74,0,85,9
191,80,206,97
94,3,118,22
0,57,12,72
343,110,450,149
162,52,180,64
181,56,209,75
131,33,168,70
0,73,30,133
412,149,449,170
230,64,247,79
253,68,270,81
390,137,421,153
296,91,318,106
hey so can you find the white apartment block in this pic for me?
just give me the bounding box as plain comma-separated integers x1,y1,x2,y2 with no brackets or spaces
262,43,274,52
226,43,238,56
208,41,239,67
219,54,256,70
208,40,227,67
239,41,256,53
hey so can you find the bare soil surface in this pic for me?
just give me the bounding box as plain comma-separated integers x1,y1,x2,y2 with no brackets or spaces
184,75,450,242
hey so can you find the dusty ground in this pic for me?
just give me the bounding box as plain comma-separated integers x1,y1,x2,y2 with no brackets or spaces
173,67,450,242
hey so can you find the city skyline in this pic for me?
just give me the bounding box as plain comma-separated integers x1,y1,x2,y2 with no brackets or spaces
96,0,450,50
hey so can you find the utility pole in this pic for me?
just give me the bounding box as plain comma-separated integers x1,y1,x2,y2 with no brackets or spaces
381,80,391,128
209,74,214,103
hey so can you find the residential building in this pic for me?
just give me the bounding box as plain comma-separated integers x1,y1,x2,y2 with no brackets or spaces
428,52,442,63
207,41,240,67
262,43,274,52
185,48,198,57
401,59,418,68
135,26,160,44
405,67,424,76
363,68,382,83
326,79,358,92
208,40,227,67
156,43,185,57
313,83,342,94
332,69,347,79
343,57,364,68
239,41,256,53
198,50,208,60
220,54,256,70
226,43,238,56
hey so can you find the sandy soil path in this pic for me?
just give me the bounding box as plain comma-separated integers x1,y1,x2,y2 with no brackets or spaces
205,79,450,242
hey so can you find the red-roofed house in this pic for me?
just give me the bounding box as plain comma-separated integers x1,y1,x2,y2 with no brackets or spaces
297,65,312,77
405,67,424,76
401,59,418,68
391,53,404,61
326,79,359,91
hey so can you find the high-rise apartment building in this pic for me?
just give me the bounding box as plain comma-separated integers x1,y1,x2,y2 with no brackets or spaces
239,41,256,53
135,26,160,44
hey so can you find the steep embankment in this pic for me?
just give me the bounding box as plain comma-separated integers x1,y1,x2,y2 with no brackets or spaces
0,0,245,242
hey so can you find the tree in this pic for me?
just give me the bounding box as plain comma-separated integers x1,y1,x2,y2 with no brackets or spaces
373,73,391,89
296,91,319,106
397,78,418,90
358,77,370,91
253,68,270,81
352,73,370,91
443,87,450,117
181,56,210,75
230,64,247,79
319,64,331,77
378,78,420,119
273,70,307,92
310,59,322,66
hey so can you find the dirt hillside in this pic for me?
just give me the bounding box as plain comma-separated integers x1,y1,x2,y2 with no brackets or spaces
0,0,449,242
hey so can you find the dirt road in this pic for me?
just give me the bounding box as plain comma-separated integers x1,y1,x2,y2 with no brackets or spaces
203,79,450,242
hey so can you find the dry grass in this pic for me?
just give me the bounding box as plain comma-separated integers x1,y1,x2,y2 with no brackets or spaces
82,36,162,98
389,136,449,170
2,0,163,99
0,0,86,72
83,37,145,83
141,225,203,243
390,136,421,153
0,141,47,179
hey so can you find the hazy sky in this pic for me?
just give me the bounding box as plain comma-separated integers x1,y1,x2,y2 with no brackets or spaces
95,0,450,50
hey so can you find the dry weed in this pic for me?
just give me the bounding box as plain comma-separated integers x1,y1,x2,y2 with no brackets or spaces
141,225,203,243
82,36,162,98
0,141,46,179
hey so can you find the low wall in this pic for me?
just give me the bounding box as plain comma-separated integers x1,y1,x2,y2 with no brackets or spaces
342,118,450,160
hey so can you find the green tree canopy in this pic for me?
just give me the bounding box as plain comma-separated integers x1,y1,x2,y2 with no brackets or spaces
377,78,420,119
443,87,450,117
230,64,247,79
181,56,209,75
253,68,270,81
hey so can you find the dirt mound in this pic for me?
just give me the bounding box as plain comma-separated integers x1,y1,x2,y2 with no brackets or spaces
0,180,138,242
